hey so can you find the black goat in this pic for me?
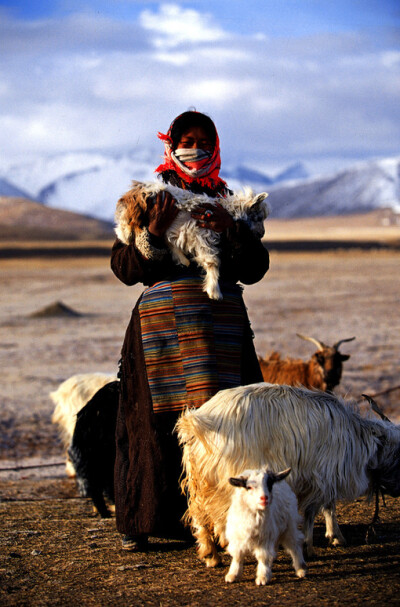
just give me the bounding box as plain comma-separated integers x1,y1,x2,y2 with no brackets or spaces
68,380,119,518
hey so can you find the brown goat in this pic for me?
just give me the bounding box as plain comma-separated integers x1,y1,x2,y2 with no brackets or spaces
258,334,355,392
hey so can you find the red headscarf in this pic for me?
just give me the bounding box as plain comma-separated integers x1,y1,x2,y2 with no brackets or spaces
155,111,227,190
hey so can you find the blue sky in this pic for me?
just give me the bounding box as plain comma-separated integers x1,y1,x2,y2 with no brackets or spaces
1,1,399,172
3,0,399,34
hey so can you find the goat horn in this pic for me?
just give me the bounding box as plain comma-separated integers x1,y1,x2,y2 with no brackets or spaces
296,333,325,351
362,394,392,423
334,336,356,350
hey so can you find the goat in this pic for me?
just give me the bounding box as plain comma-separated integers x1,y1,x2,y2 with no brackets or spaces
114,181,269,300
68,380,119,517
50,372,118,477
225,467,307,585
176,383,400,566
258,334,355,391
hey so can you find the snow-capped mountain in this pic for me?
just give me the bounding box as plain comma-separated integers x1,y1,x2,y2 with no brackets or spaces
38,158,156,222
0,177,33,199
266,156,400,218
1,149,157,199
1,149,158,221
273,161,309,184
1,150,399,221
1,150,307,221
223,165,274,188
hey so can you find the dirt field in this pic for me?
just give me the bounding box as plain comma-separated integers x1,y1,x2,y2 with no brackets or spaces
1,477,400,607
1,246,400,605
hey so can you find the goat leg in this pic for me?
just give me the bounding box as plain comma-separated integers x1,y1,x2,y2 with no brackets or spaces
323,501,346,546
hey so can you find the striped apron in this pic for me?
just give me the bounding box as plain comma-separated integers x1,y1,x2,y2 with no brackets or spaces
138,276,246,413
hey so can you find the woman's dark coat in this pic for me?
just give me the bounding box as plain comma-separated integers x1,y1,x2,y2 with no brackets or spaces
111,219,269,538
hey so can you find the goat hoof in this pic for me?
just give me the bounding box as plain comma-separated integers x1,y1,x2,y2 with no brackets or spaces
256,576,270,586
225,573,239,583
296,568,307,579
98,510,112,519
66,462,76,477
328,536,346,547
121,534,148,552
205,555,221,568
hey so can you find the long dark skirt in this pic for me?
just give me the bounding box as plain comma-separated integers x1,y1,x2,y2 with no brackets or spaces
114,287,263,538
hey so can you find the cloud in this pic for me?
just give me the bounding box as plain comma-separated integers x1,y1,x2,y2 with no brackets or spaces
0,12,150,54
0,3,399,171
139,3,226,47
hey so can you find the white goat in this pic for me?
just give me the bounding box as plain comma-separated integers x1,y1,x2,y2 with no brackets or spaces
176,383,400,565
114,181,269,300
50,372,118,476
225,467,307,585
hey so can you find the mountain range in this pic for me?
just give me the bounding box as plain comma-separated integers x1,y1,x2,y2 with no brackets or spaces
0,177,33,200
1,150,399,221
266,156,400,218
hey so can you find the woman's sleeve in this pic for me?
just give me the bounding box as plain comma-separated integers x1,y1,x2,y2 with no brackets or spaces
225,220,270,285
110,231,168,286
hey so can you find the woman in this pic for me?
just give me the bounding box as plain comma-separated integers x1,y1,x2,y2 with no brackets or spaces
111,110,270,552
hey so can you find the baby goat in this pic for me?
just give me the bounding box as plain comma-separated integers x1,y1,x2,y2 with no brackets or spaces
225,467,307,585
115,181,269,300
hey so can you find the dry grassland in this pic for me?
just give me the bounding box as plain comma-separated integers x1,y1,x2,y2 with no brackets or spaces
0,239,399,606
1,245,399,462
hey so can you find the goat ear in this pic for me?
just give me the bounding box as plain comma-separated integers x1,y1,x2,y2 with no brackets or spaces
273,467,292,483
340,354,350,361
229,476,247,488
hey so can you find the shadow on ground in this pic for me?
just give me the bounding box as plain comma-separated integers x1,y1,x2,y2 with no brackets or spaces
1,477,400,606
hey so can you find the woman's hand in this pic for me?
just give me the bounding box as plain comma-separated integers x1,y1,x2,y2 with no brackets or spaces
147,191,179,238
191,202,235,233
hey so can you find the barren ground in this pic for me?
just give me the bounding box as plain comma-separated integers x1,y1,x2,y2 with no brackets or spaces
1,242,400,606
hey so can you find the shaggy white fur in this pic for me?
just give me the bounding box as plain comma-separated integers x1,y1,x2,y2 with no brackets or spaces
177,383,400,564
225,468,306,585
115,182,269,300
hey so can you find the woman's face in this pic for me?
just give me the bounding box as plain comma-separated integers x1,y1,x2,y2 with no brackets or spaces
176,126,214,152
